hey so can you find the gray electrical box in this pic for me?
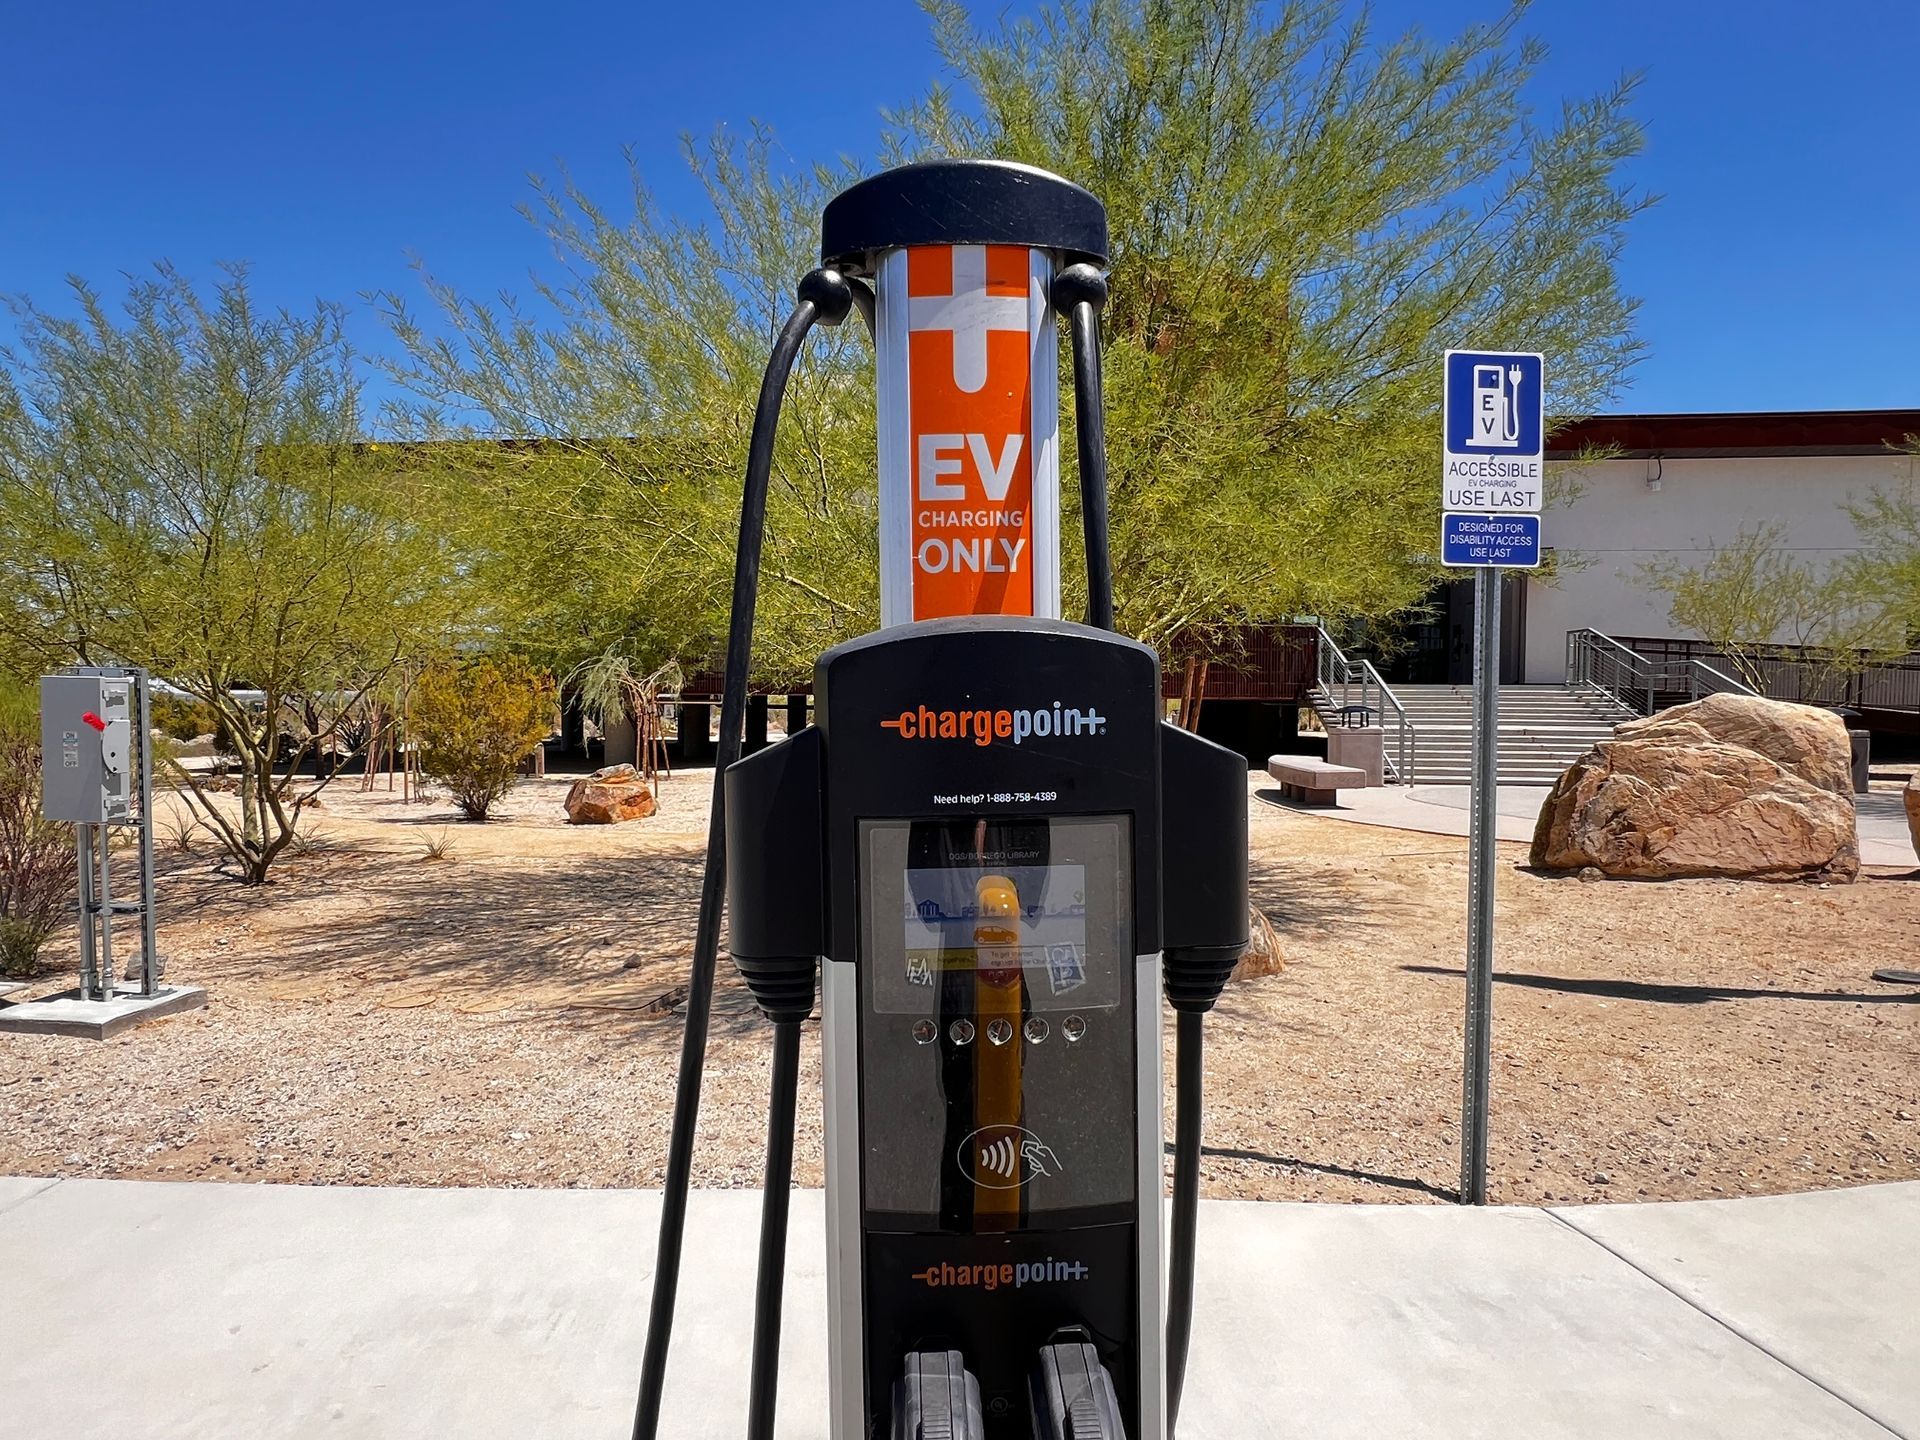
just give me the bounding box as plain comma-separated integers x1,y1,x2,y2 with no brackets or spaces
40,673,134,824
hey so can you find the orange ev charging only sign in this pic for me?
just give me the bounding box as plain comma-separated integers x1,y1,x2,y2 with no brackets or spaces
877,242,1060,624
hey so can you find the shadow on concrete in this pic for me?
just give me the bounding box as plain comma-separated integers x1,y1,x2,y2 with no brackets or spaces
1252,785,1356,815
1401,964,1920,1007
1171,1139,1457,1202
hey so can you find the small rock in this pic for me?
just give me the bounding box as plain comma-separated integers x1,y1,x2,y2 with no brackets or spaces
564,766,657,824
1577,866,1603,883
1591,1172,1612,1185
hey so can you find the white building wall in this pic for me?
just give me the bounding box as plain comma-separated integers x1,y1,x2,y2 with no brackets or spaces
1524,452,1918,682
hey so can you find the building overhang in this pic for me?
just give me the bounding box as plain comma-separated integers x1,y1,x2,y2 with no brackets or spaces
1547,409,1920,461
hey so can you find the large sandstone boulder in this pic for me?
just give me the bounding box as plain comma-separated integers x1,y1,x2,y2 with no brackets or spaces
1531,694,1858,882
565,764,657,824
1611,693,1854,796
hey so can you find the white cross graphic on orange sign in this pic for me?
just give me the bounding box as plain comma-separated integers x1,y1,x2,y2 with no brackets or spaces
908,245,1028,394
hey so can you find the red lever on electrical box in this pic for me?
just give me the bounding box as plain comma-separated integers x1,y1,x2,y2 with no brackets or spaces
81,711,107,732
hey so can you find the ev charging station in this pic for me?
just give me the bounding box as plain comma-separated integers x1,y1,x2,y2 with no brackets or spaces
631,161,1250,1440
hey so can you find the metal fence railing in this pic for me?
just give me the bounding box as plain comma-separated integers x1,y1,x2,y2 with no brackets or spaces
1313,626,1415,783
1613,636,1920,729
1565,629,1756,716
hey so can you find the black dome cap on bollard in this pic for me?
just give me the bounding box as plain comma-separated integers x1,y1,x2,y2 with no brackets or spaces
821,159,1108,273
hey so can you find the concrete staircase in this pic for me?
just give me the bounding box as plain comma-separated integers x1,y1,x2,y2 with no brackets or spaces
1393,684,1634,784
1313,683,1634,785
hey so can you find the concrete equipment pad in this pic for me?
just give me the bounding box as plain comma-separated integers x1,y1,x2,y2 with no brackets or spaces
0,1178,1913,1438
1556,1183,1920,1436
0,983,206,1039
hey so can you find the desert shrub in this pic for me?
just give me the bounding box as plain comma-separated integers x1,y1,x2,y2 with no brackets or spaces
0,682,78,977
150,692,219,741
412,657,554,820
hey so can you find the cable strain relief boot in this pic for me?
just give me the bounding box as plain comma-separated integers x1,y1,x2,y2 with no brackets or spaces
731,954,819,1025
1162,944,1244,1015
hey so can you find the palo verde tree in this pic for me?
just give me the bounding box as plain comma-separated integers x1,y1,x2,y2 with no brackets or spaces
0,265,472,883
384,0,1649,675
1836,479,1920,651
380,137,878,689
1639,512,1914,696
896,0,1649,647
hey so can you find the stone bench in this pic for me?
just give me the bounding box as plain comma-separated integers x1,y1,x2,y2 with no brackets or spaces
1266,754,1368,806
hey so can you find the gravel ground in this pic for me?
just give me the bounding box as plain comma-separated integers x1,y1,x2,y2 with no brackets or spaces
1,770,1915,1205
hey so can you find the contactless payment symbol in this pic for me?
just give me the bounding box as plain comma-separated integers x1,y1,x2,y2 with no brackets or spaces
960,1125,1063,1189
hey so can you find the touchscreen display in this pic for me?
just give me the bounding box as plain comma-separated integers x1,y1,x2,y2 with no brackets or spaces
864,817,1129,1015
858,813,1138,1225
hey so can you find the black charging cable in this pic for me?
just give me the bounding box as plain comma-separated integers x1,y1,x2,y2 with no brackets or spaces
1053,264,1113,632
631,267,854,1440
1165,1007,1204,1430
746,1019,805,1439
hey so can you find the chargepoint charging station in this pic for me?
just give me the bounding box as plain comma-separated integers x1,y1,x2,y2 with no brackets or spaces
633,161,1248,1440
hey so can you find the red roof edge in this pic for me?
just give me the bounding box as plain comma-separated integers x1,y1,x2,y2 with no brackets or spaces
1547,409,1920,459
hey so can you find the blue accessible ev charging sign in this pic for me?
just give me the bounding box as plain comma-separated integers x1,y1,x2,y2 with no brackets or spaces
1442,347,1544,570
1441,512,1540,567
1442,349,1543,514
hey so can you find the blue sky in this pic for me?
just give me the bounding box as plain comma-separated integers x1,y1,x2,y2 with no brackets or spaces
3,1,1914,419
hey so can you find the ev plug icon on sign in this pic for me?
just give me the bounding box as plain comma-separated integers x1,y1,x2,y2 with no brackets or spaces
1445,351,1543,456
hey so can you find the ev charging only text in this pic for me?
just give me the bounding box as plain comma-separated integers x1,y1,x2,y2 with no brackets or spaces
915,433,1029,578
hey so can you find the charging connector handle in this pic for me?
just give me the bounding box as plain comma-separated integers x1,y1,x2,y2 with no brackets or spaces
630,268,853,1440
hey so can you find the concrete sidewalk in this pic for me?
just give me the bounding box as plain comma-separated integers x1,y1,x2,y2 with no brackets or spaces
1257,780,1920,867
1,1176,1914,1438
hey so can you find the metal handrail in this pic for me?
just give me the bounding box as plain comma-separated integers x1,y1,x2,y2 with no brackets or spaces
1313,626,1416,784
1565,628,1757,716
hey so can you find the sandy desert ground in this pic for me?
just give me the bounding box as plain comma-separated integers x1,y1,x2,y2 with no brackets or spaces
1,768,1916,1206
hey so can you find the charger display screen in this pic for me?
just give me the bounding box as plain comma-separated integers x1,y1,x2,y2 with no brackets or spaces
866,819,1128,1015
857,813,1138,1228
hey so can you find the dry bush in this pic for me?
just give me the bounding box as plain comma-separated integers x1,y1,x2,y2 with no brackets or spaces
160,810,202,853
412,657,554,821
0,688,78,977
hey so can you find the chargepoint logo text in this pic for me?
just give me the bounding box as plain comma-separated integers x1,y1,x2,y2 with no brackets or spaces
880,701,1107,748
909,1256,1092,1293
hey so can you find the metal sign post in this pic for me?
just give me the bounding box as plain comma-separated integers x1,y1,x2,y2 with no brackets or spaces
1461,568,1500,1204
1440,348,1544,1206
